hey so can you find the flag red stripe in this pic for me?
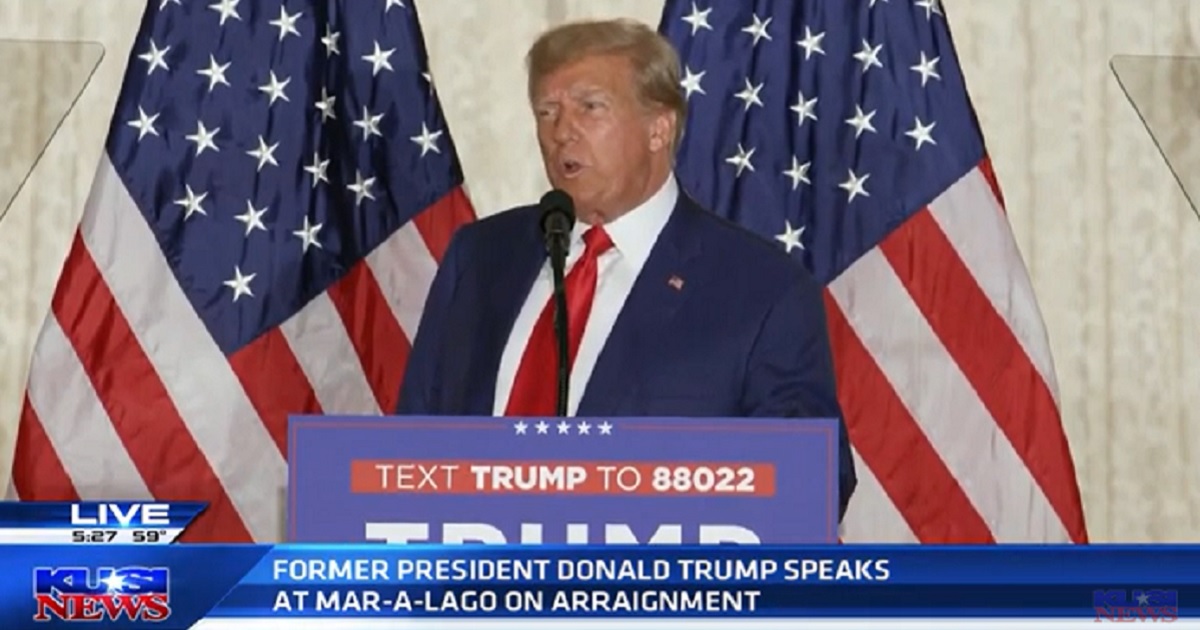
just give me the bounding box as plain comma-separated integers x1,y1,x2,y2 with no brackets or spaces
326,262,411,414
52,233,251,542
228,328,322,455
412,186,474,262
880,210,1088,543
12,396,78,500
977,157,1006,212
824,291,996,543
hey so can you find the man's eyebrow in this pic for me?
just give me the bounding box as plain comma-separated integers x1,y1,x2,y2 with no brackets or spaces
534,84,609,106
573,85,608,96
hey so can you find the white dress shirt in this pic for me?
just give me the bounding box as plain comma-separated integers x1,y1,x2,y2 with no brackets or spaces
493,176,679,416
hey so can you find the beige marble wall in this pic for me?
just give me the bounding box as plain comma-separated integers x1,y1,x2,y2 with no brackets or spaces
0,0,1197,543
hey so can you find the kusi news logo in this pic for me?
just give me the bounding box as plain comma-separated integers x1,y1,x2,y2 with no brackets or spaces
33,566,170,622
1093,588,1178,622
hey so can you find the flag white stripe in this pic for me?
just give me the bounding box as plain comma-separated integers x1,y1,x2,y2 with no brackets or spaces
829,248,1068,542
25,315,151,501
280,293,382,415
840,448,918,543
365,221,438,340
79,156,285,542
928,167,1060,403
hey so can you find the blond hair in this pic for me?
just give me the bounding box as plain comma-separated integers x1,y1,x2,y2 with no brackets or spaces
526,18,687,151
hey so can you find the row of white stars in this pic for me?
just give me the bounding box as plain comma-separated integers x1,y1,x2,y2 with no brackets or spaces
131,39,444,154
174,186,324,243
720,109,934,200
147,1,414,78
681,0,943,39
140,36,414,85
682,47,940,108
130,106,443,168
716,96,936,151
513,420,614,436
158,0,406,36
173,166,372,226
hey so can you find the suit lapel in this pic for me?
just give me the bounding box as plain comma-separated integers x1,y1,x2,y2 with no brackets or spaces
577,196,703,416
464,213,546,414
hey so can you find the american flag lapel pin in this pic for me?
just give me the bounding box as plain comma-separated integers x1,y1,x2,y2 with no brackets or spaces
667,275,684,291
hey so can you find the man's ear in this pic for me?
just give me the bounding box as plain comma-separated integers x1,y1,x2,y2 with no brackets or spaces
648,109,677,153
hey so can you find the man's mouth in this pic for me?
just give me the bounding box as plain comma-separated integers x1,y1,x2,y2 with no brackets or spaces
560,159,583,177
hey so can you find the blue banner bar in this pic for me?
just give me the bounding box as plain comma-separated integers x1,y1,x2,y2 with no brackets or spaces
0,545,1192,628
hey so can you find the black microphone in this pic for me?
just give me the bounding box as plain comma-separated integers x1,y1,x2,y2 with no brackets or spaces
538,189,575,418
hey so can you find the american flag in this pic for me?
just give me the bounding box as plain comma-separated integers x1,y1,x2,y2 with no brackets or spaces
7,0,474,541
659,0,1088,542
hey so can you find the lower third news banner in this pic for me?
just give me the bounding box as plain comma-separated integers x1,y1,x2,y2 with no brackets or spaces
0,544,1196,628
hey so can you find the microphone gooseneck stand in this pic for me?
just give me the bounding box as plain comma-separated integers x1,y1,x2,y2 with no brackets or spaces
538,189,576,418
549,240,569,418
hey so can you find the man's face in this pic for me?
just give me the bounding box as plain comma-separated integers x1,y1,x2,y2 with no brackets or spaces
532,53,672,224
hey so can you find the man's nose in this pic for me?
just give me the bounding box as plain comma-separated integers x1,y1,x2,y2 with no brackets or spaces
552,110,578,144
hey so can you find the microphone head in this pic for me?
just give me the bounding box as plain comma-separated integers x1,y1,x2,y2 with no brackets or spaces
539,189,575,234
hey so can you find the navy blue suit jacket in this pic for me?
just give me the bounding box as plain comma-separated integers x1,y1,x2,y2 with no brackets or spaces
397,193,857,519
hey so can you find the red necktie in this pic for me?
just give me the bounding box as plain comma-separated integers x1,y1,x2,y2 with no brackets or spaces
505,226,614,416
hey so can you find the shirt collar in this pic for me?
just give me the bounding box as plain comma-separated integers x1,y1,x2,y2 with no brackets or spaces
572,175,678,269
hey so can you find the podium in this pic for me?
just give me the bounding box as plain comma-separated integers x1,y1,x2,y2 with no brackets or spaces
286,416,840,544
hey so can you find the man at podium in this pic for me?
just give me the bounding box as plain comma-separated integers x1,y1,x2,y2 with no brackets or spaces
397,18,856,519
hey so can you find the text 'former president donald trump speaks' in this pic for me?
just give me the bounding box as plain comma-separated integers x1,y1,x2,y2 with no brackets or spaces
397,18,857,519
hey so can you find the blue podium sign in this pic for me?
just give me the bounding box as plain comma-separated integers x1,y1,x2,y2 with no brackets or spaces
287,416,839,544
